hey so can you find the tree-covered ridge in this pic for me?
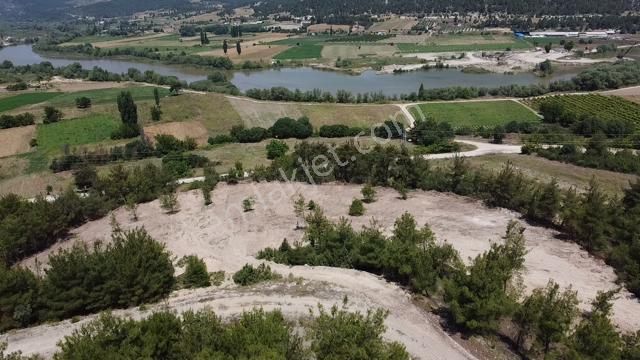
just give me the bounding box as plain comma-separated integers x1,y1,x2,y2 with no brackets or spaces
252,0,638,18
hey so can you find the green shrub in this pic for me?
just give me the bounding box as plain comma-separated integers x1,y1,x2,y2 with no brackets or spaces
349,199,365,216
179,256,211,288
266,139,289,159
232,263,280,286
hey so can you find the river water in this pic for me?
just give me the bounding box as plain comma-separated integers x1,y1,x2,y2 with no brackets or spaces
1,45,575,95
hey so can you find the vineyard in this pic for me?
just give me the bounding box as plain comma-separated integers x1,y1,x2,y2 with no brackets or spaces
527,94,640,126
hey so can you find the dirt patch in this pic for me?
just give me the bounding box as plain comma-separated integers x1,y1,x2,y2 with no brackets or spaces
368,16,418,33
307,24,350,33
226,97,405,128
20,183,640,334
602,86,640,104
0,126,36,158
43,78,130,93
200,44,288,63
0,171,73,197
143,120,209,146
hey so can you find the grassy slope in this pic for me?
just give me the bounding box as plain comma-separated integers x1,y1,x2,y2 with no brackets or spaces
410,100,539,128
47,86,170,107
448,154,638,195
0,93,62,113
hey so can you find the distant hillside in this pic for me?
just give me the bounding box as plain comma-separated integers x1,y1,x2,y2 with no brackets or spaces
0,0,208,21
252,0,639,17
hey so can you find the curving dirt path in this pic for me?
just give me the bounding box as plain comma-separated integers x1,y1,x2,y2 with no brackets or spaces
9,183,640,358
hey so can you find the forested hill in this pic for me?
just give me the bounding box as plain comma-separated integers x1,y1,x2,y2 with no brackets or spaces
251,0,639,17
0,0,211,21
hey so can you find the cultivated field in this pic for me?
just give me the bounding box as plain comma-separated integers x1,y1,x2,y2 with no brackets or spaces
226,97,406,128
144,120,210,146
200,44,288,62
398,40,531,53
0,93,62,113
528,94,640,125
321,44,398,59
0,125,35,158
410,100,540,128
603,86,640,104
273,44,323,60
368,16,419,33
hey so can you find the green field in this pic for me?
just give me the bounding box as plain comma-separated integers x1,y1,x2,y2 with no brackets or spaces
273,45,324,60
0,93,62,113
37,115,120,153
397,40,531,53
409,100,540,128
47,86,170,108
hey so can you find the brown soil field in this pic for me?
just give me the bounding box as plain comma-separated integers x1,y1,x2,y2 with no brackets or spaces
226,96,406,128
19,183,640,334
0,171,73,197
200,44,288,63
143,120,209,145
0,126,36,158
307,24,350,33
321,44,398,59
602,85,640,104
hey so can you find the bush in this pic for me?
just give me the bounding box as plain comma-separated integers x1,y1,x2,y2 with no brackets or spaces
155,134,197,155
150,105,162,121
361,184,376,203
110,123,140,140
0,113,35,129
266,139,289,159
208,134,234,145
349,199,365,216
179,255,211,288
232,263,280,286
75,97,91,109
318,124,363,138
160,192,179,214
270,116,313,139
231,126,269,143
242,197,255,212
6,82,28,91
43,106,63,124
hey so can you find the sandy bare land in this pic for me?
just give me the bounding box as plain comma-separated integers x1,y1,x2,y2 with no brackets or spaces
19,183,640,335
602,86,640,104
0,125,35,158
143,120,209,146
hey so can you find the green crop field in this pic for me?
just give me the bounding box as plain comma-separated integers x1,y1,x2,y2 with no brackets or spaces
273,44,323,59
527,94,640,126
409,100,540,128
47,86,170,108
397,40,531,53
0,93,62,113
37,114,120,153
269,35,334,46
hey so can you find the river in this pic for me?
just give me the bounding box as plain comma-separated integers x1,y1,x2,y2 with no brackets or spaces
1,45,576,95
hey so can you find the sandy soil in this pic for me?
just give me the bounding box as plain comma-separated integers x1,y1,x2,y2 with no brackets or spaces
0,125,35,158
143,120,209,146
42,77,130,92
19,183,640,335
401,49,617,73
368,17,418,33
